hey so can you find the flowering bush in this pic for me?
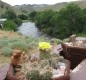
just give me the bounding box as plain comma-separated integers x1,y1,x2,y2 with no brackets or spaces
38,42,51,51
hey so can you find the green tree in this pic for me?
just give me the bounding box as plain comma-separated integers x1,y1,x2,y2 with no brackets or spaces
13,18,22,26
35,3,86,39
3,20,18,31
18,14,28,20
29,11,37,21
4,9,17,19
35,10,55,30
82,8,86,33
56,3,84,39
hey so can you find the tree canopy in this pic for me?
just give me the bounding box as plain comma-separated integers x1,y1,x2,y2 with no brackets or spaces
35,3,86,39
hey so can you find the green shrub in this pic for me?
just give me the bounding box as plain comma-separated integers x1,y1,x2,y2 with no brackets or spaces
25,37,35,44
0,39,9,48
8,41,28,52
42,71,52,80
8,38,21,43
3,20,18,31
26,70,52,80
40,52,51,60
28,41,38,49
50,38,63,44
13,18,22,26
77,32,86,37
1,47,13,56
26,70,40,80
63,38,69,43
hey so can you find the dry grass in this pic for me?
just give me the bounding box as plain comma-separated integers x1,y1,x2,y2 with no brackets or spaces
0,55,10,67
0,30,23,38
0,30,25,67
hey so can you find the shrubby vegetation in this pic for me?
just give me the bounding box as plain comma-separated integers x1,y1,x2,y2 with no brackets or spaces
2,9,17,19
3,20,18,31
18,14,28,20
0,33,49,56
35,3,86,39
0,30,64,57
29,11,37,21
1,47,13,56
1,9,22,31
13,18,22,26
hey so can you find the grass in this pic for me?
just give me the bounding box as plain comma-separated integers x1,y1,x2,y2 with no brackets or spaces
0,55,10,67
77,33,86,37
1,30,84,67
22,20,30,22
0,30,52,66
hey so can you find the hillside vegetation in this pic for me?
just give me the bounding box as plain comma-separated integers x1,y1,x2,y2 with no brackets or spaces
14,0,86,13
0,30,65,67
34,3,86,39
0,0,11,15
0,0,86,15
0,0,24,15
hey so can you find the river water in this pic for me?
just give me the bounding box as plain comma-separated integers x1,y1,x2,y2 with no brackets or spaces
18,22,50,38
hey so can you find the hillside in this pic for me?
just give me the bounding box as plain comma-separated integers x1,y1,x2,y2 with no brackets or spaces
0,0,11,15
14,0,86,13
0,0,86,16
0,0,24,16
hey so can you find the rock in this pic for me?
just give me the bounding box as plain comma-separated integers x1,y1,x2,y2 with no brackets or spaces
69,34,76,46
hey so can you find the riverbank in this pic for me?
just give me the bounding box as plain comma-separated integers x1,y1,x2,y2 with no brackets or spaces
0,30,62,67
18,22,51,38
0,30,86,67
22,20,30,22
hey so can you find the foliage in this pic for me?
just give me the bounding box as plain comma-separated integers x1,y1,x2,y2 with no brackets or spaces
8,41,28,52
56,3,84,39
29,11,37,21
35,3,86,39
63,38,69,42
0,39,9,48
42,71,52,80
40,52,51,60
50,38,63,44
3,9,17,19
1,47,13,56
1,9,22,29
26,59,53,80
35,10,54,30
3,20,18,31
0,35,40,56
25,51,63,80
26,70,40,80
18,14,28,20
13,18,22,26
76,32,86,37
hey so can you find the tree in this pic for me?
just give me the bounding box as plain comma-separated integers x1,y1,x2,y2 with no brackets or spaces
29,11,37,21
35,10,55,30
13,18,22,26
18,14,28,20
4,9,17,19
35,3,86,39
3,20,18,31
56,3,84,39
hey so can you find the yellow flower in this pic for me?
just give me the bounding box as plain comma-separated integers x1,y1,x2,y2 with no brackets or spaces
38,42,51,50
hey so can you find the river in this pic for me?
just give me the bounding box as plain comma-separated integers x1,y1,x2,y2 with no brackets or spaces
18,22,50,38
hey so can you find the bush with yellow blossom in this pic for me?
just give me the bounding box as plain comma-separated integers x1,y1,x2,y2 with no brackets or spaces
38,42,52,59
38,42,51,51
